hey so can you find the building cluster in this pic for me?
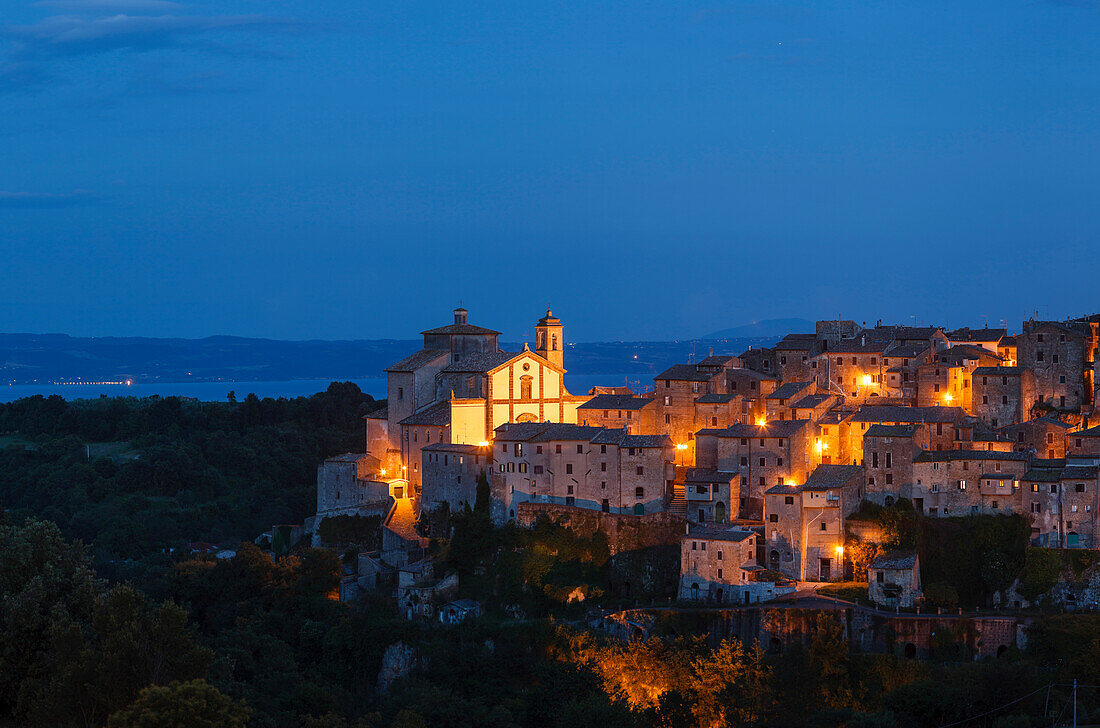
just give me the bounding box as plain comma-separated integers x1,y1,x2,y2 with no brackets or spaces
316,309,1100,608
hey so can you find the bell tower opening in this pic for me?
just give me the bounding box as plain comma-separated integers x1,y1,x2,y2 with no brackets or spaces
535,307,564,370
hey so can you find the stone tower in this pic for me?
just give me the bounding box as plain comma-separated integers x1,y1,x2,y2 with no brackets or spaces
535,308,564,369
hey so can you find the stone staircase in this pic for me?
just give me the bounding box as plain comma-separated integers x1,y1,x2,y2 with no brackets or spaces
669,481,686,517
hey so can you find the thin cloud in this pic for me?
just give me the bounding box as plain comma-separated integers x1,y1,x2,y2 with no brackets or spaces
33,0,183,10
6,13,305,60
0,190,99,209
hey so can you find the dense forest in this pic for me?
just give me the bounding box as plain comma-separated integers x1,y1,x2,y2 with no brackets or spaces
2,388,1100,727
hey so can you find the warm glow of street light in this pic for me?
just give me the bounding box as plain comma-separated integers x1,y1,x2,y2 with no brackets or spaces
478,441,490,447
835,545,844,558
755,416,767,427
380,469,386,476
675,443,688,451
815,439,828,452
944,393,953,404
860,374,873,386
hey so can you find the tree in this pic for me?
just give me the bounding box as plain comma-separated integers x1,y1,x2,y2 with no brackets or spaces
107,679,250,728
0,519,102,722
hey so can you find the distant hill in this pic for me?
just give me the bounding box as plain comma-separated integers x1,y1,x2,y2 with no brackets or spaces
701,318,814,341
0,333,783,386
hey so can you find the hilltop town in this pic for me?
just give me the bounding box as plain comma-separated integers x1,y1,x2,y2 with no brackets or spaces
311,307,1100,628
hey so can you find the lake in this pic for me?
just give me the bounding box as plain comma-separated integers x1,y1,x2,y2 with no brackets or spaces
0,374,638,403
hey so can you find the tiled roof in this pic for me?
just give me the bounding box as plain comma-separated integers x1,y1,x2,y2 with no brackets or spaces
493,422,548,441
934,345,1002,365
766,381,814,400
421,322,502,336
947,327,1007,342
695,393,737,404
440,351,517,373
803,464,865,491
864,424,921,438
590,429,670,448
386,348,450,373
721,420,811,438
421,442,487,453
980,472,1015,480
764,483,801,494
790,393,832,410
578,393,653,411
530,424,605,442
850,405,962,424
655,363,718,382
698,355,735,367
364,404,388,420
913,450,1031,463
327,452,367,463
685,523,755,542
775,334,817,351
1074,424,1100,437
399,400,452,427
869,551,918,570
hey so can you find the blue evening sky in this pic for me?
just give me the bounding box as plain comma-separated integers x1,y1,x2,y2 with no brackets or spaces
2,0,1098,343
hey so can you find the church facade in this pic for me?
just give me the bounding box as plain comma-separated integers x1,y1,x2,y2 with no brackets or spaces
366,307,587,489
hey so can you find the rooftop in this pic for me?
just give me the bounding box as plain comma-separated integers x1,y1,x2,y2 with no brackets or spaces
386,348,450,373
398,400,452,427
803,464,865,491
685,523,755,543
577,393,653,411
766,381,815,400
869,551,918,570
655,363,720,382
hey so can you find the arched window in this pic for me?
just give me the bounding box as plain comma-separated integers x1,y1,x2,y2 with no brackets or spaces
715,501,726,523
552,334,558,350
520,375,533,400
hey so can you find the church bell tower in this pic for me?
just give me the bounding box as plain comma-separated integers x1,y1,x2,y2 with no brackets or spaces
535,308,564,369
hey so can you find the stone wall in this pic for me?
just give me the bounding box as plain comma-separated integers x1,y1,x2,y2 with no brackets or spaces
516,502,688,555
609,605,1027,660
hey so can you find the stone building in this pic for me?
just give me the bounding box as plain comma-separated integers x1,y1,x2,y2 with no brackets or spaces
868,552,922,608
693,393,755,431
683,468,740,524
369,307,588,490
844,405,963,465
695,419,816,519
315,453,392,518
652,357,737,455
1016,320,1098,412
1000,416,1071,459
420,442,491,514
1020,461,1100,548
764,381,817,421
763,464,865,581
910,450,1031,516
862,424,922,505
812,337,893,402
774,334,820,382
491,421,674,523
1066,423,1100,461
577,393,657,433
739,347,778,377
679,524,774,603
916,345,1002,412
972,366,1036,427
